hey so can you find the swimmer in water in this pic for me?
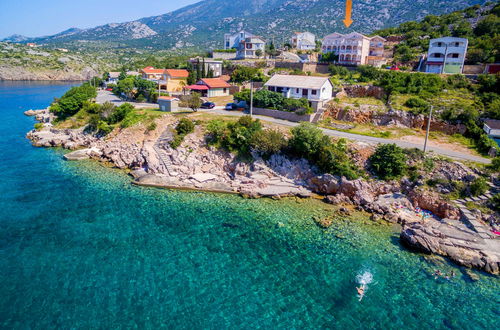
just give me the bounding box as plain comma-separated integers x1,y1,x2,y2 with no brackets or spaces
357,285,366,301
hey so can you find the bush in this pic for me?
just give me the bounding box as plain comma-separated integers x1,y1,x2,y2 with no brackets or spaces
206,119,228,145
469,177,489,197
490,156,500,172
251,129,288,158
490,194,500,212
289,123,326,159
176,118,195,136
108,103,135,124
170,118,196,149
405,97,429,114
369,144,408,180
34,123,43,131
146,122,157,132
289,123,360,179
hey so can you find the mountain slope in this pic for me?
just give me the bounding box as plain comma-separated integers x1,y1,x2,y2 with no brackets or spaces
4,0,490,49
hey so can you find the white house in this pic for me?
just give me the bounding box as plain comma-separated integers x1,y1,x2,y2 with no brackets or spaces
224,31,265,59
321,32,372,66
108,72,120,84
189,57,223,77
264,74,334,110
425,37,468,74
291,32,316,50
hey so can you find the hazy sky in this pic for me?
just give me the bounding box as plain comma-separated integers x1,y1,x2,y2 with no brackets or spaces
0,0,201,38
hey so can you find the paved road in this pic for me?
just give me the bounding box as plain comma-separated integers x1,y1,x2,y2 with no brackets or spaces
202,108,491,164
96,90,158,109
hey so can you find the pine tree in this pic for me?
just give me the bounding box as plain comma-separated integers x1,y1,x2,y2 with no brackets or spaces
201,58,207,78
196,59,201,82
207,68,214,78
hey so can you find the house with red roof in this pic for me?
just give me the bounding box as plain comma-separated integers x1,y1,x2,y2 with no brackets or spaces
185,78,231,98
140,67,189,93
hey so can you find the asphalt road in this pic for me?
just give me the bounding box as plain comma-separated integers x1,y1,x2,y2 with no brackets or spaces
203,108,491,164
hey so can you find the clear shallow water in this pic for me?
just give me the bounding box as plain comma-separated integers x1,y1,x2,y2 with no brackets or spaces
0,81,498,329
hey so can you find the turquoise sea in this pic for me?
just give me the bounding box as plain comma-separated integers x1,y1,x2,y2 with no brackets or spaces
0,81,498,329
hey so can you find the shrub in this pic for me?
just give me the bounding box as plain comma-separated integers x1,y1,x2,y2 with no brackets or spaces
369,144,408,180
490,194,500,212
108,103,135,124
290,123,360,179
206,119,228,145
469,177,489,196
289,123,326,159
251,129,288,158
176,118,195,136
146,122,157,132
490,156,500,172
34,123,43,131
136,94,146,103
170,118,196,149
50,83,97,117
404,97,429,114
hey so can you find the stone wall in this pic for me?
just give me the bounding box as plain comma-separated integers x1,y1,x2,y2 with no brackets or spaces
336,85,386,99
463,64,485,74
253,107,314,122
212,52,236,60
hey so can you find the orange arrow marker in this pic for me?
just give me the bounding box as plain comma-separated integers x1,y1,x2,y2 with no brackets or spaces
343,0,353,28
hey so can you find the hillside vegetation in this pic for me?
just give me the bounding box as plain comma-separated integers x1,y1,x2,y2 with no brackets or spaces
376,1,500,64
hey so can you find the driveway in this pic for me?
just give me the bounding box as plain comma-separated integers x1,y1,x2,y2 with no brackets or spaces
200,108,491,164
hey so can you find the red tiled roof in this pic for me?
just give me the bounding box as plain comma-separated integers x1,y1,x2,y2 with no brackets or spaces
158,96,179,101
185,85,209,91
142,68,166,74
165,69,189,78
201,78,231,89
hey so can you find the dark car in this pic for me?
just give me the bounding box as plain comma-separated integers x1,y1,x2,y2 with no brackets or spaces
201,102,215,109
225,103,238,110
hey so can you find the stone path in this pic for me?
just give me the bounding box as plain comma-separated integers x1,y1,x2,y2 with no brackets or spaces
454,182,499,239
153,128,177,176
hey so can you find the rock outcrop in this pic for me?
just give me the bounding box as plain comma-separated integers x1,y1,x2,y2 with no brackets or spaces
324,105,466,135
401,221,500,275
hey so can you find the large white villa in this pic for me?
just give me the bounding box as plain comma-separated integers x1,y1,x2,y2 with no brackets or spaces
321,32,387,66
223,31,265,59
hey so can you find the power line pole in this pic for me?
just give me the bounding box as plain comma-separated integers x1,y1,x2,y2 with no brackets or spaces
423,105,433,153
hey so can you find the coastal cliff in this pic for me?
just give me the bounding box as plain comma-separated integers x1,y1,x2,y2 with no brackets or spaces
25,109,500,274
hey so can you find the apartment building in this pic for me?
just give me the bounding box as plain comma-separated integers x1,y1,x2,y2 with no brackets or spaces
291,32,316,50
224,31,265,59
425,37,468,74
321,32,386,67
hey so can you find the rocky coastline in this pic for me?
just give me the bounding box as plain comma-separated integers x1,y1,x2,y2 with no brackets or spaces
25,109,500,275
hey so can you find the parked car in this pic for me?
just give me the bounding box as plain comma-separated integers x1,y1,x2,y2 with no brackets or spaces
201,102,215,109
225,103,238,110
105,88,113,91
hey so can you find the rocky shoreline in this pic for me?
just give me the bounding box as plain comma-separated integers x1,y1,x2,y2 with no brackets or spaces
25,109,500,275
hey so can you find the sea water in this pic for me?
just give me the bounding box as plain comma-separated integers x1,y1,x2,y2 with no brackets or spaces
0,81,498,329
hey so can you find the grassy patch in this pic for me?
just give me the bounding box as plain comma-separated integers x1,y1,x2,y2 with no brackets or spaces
464,201,492,214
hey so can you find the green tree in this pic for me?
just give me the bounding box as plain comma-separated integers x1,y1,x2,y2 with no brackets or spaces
230,66,265,84
180,93,202,112
251,129,287,158
255,49,263,58
369,144,408,180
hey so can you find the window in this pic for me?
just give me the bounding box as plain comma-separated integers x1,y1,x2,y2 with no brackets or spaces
296,88,300,93
226,42,230,48
311,90,317,95
223,88,227,93
269,86,275,92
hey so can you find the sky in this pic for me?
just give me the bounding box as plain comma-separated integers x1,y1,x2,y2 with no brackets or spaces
0,0,201,38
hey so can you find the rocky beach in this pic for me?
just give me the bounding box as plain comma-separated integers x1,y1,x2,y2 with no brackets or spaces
25,107,500,275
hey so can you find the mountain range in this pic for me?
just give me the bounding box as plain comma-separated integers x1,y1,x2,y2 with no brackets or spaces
2,0,490,50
